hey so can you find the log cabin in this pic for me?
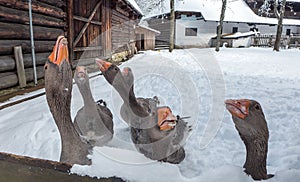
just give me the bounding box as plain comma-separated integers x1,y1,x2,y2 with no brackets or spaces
0,0,142,91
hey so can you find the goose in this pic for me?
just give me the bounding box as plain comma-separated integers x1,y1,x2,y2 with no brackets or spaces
44,36,91,165
225,99,274,180
95,59,191,164
74,66,114,146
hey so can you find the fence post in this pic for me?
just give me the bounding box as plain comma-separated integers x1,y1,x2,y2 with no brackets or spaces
14,46,27,88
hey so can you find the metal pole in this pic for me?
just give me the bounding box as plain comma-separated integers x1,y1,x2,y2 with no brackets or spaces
28,0,37,85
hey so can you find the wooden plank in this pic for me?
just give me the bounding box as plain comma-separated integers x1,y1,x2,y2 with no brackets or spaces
14,46,26,88
74,15,102,26
102,0,112,57
67,0,74,66
74,0,102,47
74,46,103,52
0,152,124,181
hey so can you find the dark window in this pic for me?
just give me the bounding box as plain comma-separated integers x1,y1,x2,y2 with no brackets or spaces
232,27,238,33
185,28,197,36
286,29,291,36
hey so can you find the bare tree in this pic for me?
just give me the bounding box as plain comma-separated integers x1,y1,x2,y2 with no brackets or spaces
215,0,227,52
135,0,167,15
274,0,286,51
169,0,175,52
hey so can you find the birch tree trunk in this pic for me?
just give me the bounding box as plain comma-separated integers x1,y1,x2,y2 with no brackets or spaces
274,0,286,51
215,0,227,52
169,0,175,52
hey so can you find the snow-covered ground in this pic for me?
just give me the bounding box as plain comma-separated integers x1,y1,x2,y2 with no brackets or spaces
0,47,300,181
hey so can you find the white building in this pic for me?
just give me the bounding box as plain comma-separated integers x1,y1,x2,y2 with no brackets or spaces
145,0,300,48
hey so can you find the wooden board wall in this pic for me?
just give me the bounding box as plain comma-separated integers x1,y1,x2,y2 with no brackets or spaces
73,0,102,64
111,1,138,54
148,18,171,46
0,0,67,90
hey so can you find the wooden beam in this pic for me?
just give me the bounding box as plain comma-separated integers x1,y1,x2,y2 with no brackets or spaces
102,0,112,57
73,15,102,26
73,0,102,47
14,46,26,88
67,0,74,65
74,46,103,52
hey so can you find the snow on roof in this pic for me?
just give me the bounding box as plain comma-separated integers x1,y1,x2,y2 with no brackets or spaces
125,0,143,15
221,31,259,39
137,24,161,34
146,0,300,26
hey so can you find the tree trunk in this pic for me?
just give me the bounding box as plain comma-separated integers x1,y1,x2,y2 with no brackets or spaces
274,0,286,52
169,0,175,52
215,0,227,52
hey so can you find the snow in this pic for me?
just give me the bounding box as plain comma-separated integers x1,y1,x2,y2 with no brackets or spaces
145,0,300,26
126,0,144,15
1,47,300,181
222,31,259,38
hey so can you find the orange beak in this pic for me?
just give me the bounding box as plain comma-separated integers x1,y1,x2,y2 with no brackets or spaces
157,107,177,131
95,58,112,72
225,99,250,119
48,35,69,65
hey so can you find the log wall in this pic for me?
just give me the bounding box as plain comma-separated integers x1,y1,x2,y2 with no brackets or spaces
0,0,142,91
0,0,67,90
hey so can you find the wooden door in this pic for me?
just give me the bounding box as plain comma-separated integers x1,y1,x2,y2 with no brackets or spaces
72,0,103,66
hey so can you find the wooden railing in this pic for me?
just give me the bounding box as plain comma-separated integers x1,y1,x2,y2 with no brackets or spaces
251,35,300,48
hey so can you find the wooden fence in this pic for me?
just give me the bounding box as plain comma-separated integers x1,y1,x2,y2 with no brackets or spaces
251,35,300,48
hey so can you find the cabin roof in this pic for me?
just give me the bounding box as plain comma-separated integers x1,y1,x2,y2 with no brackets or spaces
125,0,143,15
136,24,160,34
145,0,300,26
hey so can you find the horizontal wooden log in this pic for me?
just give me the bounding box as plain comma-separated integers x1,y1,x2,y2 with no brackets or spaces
0,66,44,89
0,52,49,72
0,72,18,90
0,6,65,28
37,0,66,9
0,0,66,19
0,40,56,55
0,22,64,40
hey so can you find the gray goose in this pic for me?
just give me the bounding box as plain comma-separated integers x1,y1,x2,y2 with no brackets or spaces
74,66,114,146
225,99,274,180
44,36,91,165
95,59,191,164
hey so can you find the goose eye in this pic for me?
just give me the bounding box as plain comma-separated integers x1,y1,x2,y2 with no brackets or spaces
114,67,118,71
255,104,260,110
